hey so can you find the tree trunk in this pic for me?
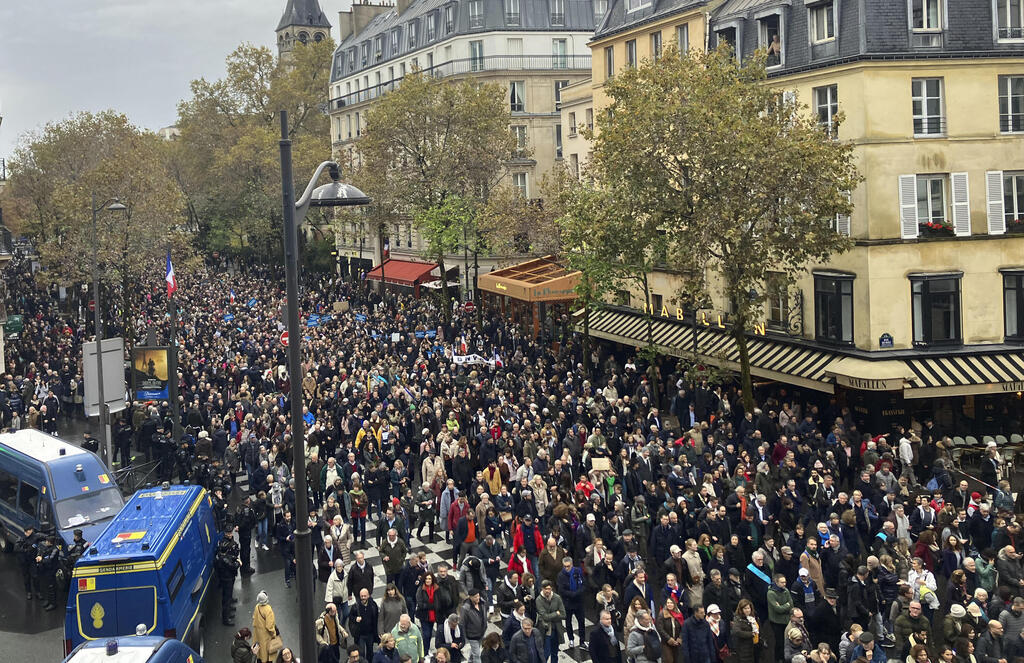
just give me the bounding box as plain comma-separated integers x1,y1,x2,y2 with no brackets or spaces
473,247,481,331
583,301,591,373
734,326,755,413
641,272,655,350
438,256,451,323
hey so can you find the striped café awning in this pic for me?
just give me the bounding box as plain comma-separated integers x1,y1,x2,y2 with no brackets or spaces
904,352,1024,398
581,308,841,393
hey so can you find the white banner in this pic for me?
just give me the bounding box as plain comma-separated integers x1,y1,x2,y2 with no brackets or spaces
452,353,495,367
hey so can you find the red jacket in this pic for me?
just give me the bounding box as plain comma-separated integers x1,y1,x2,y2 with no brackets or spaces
447,500,472,531
512,522,544,555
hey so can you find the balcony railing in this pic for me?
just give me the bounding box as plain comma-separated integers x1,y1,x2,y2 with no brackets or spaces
999,26,1024,39
550,12,564,25
505,12,521,24
329,54,591,109
913,116,947,137
469,14,484,27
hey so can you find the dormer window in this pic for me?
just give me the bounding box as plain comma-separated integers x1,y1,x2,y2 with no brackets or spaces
348,49,356,69
757,13,782,67
374,36,383,60
444,5,455,32
469,0,484,27
392,29,401,53
997,0,1024,40
551,0,565,26
505,0,520,26
408,21,418,48
909,0,943,47
361,42,369,66
427,13,437,40
625,0,651,12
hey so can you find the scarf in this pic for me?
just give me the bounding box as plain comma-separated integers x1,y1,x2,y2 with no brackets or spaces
443,620,461,643
602,624,617,646
425,584,437,622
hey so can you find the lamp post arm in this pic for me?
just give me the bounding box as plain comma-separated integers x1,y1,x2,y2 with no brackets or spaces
294,160,340,224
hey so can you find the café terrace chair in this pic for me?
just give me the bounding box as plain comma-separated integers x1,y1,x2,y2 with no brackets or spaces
966,435,981,447
983,435,996,446
996,435,1010,447
953,436,967,448
1011,433,1024,446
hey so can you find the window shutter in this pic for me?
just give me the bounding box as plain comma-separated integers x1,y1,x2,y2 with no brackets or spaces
951,172,971,237
899,174,919,239
987,170,1006,235
835,191,852,237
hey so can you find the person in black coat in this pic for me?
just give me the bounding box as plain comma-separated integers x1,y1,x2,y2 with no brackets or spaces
349,588,380,660
681,605,717,663
347,552,376,600
807,588,842,654
588,611,623,663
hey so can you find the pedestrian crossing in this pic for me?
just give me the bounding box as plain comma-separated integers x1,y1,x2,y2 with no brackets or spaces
237,488,599,663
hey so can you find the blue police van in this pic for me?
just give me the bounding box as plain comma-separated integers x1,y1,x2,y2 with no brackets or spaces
64,484,219,657
63,635,204,663
0,429,123,551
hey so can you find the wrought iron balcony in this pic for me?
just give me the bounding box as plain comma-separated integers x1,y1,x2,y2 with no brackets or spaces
329,54,591,110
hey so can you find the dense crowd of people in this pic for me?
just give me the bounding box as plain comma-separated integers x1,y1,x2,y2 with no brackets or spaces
4,254,1024,663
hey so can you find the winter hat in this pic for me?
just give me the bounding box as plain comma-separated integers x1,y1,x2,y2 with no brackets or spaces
257,591,269,605
949,604,966,618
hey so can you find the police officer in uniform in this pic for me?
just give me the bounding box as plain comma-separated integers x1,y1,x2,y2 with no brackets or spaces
81,432,100,454
15,526,41,600
155,427,175,481
67,529,89,568
214,528,241,625
175,441,194,483
115,417,134,466
235,496,257,575
36,534,61,611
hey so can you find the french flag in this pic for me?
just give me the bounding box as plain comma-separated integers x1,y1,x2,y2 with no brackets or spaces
459,335,468,354
229,288,236,304
493,349,503,368
165,251,177,298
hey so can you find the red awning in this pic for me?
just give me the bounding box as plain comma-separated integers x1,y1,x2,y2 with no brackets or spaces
365,259,438,286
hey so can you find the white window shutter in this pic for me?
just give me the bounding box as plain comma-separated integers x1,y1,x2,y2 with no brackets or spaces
899,174,919,239
987,170,1006,235
835,191,852,237
951,172,971,237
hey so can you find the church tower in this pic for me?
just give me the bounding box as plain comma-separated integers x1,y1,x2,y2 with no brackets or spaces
277,0,332,59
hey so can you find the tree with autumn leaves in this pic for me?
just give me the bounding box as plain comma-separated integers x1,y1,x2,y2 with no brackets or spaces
561,46,860,410
2,110,189,343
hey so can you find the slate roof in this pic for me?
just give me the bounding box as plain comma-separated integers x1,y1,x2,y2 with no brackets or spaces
594,0,709,40
332,0,596,82
277,0,332,31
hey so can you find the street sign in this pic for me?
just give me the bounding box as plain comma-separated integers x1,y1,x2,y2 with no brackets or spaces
280,331,289,346
88,300,95,311
83,337,127,416
464,301,476,314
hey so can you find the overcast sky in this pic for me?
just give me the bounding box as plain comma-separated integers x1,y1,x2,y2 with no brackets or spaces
0,0,348,159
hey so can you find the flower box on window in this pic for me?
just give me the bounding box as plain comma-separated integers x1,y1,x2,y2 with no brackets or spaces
1009,219,1024,234
919,221,954,237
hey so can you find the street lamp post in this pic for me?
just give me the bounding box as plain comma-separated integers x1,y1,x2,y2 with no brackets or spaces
278,110,370,663
90,193,127,466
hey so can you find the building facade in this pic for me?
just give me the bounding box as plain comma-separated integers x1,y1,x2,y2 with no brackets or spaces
327,0,597,282
571,0,1024,435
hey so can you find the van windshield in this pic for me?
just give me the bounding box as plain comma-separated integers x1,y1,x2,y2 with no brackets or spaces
55,488,123,529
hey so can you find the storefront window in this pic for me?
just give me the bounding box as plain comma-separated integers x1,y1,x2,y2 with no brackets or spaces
1004,271,1024,341
911,274,961,346
814,273,853,345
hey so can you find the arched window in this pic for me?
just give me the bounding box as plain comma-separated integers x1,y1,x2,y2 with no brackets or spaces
298,31,309,44
314,32,325,42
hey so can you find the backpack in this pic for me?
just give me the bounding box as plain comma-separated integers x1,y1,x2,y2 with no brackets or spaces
926,477,939,492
